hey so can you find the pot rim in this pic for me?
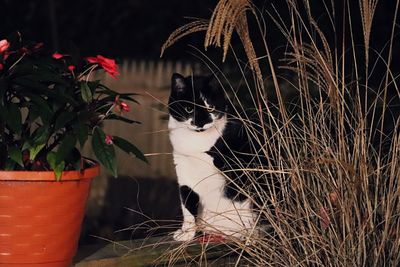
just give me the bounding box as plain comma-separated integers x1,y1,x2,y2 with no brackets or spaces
0,158,100,181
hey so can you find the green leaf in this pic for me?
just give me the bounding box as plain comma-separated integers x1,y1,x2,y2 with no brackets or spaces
100,94,139,105
54,161,65,181
113,136,147,163
78,110,90,123
9,147,23,167
118,94,140,104
80,82,93,103
56,135,76,164
97,85,118,96
32,127,49,145
22,141,32,151
107,114,140,124
6,103,22,134
29,96,53,124
29,143,45,161
87,80,100,91
76,124,89,147
13,77,52,93
54,112,75,131
92,127,117,177
21,72,66,84
47,152,65,181
65,148,82,171
52,84,79,106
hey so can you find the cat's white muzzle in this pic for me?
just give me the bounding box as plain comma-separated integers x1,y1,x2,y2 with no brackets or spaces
186,118,216,132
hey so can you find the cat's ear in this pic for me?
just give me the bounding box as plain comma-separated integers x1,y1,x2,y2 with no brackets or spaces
171,73,187,93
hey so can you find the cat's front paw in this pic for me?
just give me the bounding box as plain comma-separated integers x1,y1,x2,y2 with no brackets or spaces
173,228,196,242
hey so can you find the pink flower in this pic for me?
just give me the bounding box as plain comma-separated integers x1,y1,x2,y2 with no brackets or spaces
113,96,130,113
68,65,75,72
86,55,119,78
20,42,44,55
21,47,29,54
105,134,113,145
120,102,130,112
0,39,10,54
33,42,44,51
52,52,68,59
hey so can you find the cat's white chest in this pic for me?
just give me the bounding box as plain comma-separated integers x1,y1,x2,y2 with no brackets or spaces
168,116,226,192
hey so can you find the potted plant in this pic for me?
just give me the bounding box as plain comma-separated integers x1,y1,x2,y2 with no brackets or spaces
0,32,146,266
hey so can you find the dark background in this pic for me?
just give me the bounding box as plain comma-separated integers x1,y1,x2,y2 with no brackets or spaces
0,0,216,59
1,0,398,64
1,0,398,90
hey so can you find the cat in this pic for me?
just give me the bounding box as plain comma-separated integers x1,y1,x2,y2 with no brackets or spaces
168,73,260,242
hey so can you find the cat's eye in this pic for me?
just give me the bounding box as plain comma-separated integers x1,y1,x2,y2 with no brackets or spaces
185,106,194,113
206,106,215,113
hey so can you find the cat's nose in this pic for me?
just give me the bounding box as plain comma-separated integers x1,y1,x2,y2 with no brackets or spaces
192,113,212,128
191,119,205,128
190,120,202,127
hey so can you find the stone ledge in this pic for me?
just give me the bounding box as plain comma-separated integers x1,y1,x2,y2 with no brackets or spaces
74,236,249,266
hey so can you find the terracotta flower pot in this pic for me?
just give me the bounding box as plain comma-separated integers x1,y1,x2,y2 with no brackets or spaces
0,162,100,267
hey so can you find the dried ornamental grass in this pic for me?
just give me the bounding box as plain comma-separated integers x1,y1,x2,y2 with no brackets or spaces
159,0,400,266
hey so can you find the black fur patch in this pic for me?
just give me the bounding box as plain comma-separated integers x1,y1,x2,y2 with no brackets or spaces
179,185,200,217
207,118,266,202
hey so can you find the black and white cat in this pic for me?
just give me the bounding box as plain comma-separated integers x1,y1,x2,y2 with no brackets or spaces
168,73,258,242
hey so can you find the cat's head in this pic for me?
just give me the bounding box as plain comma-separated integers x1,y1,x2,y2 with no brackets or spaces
168,73,228,132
